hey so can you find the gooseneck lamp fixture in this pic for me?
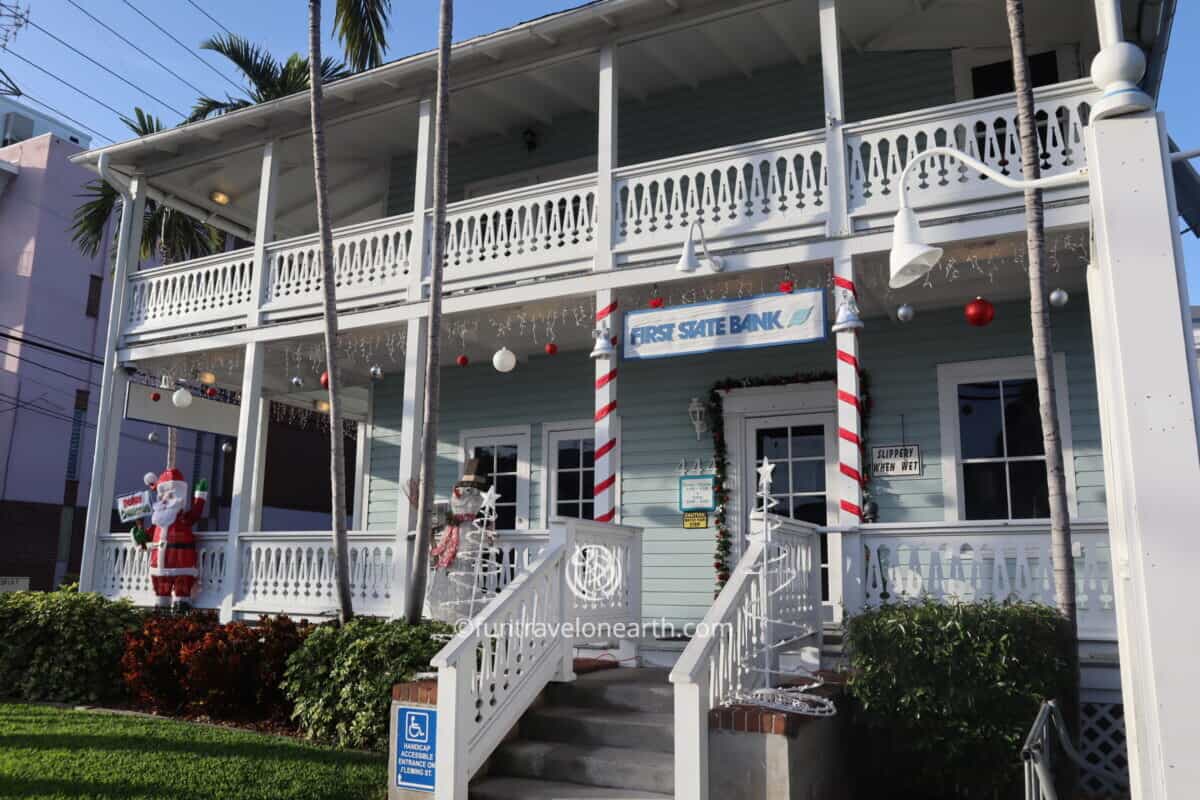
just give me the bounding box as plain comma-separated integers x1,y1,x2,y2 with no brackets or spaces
888,147,1089,289
676,221,724,273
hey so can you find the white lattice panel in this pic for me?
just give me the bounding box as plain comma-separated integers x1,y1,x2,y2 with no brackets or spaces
1080,701,1129,797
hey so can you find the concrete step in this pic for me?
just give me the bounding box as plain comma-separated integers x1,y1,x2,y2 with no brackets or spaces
471,777,672,800
545,669,673,713
521,706,675,754
491,740,674,795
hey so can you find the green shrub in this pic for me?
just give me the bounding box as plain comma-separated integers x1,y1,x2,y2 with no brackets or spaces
282,617,452,750
844,600,1074,800
0,589,144,703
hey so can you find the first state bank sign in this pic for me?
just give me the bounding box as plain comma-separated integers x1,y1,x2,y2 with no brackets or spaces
623,290,826,360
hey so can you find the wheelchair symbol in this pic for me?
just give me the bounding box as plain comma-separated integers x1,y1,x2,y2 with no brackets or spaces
405,711,430,744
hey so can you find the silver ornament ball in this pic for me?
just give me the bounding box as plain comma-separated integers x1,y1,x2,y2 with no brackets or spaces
147,431,159,443
369,365,384,380
221,441,234,454
897,303,915,323
1049,288,1069,308
291,376,304,388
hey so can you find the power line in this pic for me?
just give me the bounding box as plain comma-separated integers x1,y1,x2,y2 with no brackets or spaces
1,46,124,118
2,348,102,387
185,0,233,37
9,90,114,143
65,0,210,98
24,18,186,118
120,0,244,94
0,331,104,366
0,324,102,363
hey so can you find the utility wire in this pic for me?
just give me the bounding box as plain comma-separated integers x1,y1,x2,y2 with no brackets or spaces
1,47,124,118
8,89,114,142
0,331,104,366
185,0,233,37
65,0,209,98
24,18,186,118
0,324,102,363
120,0,244,94
2,349,102,388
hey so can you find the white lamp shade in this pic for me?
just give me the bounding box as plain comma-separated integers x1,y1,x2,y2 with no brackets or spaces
676,227,701,272
492,347,517,373
171,387,193,408
888,207,943,289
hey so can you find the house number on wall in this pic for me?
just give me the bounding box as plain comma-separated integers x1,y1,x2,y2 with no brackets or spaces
871,444,922,477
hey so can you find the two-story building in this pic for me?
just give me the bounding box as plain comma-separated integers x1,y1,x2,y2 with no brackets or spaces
69,0,1199,797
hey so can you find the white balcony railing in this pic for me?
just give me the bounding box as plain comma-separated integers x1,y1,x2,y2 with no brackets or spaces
116,81,1098,345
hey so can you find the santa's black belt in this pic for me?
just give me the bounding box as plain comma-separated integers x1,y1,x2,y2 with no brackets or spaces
162,542,196,550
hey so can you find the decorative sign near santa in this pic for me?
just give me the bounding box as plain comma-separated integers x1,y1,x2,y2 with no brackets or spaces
129,468,209,609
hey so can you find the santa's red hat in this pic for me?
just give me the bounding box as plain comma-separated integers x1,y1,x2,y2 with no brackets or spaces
153,468,187,497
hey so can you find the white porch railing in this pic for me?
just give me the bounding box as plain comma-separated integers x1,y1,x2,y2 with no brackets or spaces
670,512,823,800
841,519,1116,640
95,531,230,609
115,82,1099,347
430,518,642,800
844,78,1095,221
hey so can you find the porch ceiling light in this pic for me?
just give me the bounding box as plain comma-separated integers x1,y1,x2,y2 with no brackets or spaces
209,190,231,206
888,146,1089,289
677,221,724,273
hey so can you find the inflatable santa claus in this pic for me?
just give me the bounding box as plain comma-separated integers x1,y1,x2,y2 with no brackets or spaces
130,468,208,609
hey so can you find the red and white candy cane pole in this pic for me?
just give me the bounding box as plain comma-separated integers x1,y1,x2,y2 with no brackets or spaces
593,289,619,524
833,258,864,526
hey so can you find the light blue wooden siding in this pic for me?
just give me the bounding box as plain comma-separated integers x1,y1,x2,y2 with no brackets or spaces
366,377,405,530
385,50,955,214
364,299,1103,620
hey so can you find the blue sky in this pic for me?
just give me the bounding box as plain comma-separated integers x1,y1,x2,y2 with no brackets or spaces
4,0,1198,295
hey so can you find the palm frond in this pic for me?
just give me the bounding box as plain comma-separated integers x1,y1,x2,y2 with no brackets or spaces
188,95,251,122
200,34,279,95
335,0,392,72
71,180,120,259
120,108,165,137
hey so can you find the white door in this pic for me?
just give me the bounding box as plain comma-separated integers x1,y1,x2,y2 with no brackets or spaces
744,413,838,619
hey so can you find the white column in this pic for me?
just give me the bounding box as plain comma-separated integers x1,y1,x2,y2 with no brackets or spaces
394,317,429,616
352,386,373,530
409,99,434,297
247,398,269,532
79,174,147,592
1086,112,1200,799
832,256,861,624
248,140,279,326
593,290,619,523
818,0,849,238
594,44,618,272
1089,0,1152,120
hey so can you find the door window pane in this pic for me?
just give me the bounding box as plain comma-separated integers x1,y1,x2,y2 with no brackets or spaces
756,428,789,461
959,382,1004,459
962,462,1008,520
496,445,518,473
790,426,824,458
792,496,826,525
558,440,580,469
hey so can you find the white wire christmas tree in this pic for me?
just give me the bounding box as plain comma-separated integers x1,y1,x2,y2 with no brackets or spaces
429,484,506,622
730,456,836,717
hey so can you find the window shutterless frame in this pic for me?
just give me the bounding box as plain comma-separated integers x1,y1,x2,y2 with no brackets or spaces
541,419,619,525
459,425,531,529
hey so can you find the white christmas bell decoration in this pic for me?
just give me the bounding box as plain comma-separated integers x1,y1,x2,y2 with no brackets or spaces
897,303,915,323
492,347,516,373
291,376,304,388
589,329,615,360
147,431,159,444
831,300,864,334
369,365,384,380
1049,288,1069,308
144,471,158,486
171,387,193,408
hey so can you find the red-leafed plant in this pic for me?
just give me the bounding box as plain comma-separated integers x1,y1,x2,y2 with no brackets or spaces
121,611,220,713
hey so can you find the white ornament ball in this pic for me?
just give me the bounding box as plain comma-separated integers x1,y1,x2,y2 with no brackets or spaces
147,431,159,444
369,365,384,380
221,441,234,454
144,471,158,486
1049,288,1069,308
897,304,915,323
171,387,193,408
291,376,304,388
492,347,516,373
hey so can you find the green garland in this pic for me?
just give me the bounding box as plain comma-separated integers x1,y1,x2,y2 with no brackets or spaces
706,370,872,593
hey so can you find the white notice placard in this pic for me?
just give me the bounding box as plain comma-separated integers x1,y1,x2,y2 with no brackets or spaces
871,445,922,477
623,291,825,360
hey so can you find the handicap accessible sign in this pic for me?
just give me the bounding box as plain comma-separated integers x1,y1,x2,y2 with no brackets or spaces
623,290,825,360
395,707,437,791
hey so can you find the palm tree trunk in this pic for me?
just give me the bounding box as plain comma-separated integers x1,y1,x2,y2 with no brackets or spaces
309,0,354,624
404,0,453,623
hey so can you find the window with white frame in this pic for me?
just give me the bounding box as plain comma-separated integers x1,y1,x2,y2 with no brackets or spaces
937,356,1076,521
545,424,596,521
461,427,531,530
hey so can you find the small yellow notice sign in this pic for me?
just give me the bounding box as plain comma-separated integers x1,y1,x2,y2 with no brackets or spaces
682,511,709,529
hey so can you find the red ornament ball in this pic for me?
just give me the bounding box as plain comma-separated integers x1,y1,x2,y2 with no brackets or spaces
150,392,161,402
964,296,995,327
206,387,218,398
456,354,469,367
544,342,558,356
649,297,665,309
320,370,330,389
778,280,795,294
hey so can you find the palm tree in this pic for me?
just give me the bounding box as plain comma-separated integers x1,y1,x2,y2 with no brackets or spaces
404,0,453,624
72,109,221,261
1005,0,1078,686
307,0,394,624
190,33,351,122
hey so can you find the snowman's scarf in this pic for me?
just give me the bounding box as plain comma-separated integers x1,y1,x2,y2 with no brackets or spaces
430,514,472,570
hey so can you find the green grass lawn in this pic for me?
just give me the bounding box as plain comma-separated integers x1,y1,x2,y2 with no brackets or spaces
0,703,386,800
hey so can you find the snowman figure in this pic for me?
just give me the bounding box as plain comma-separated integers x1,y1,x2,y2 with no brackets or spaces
427,461,489,623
